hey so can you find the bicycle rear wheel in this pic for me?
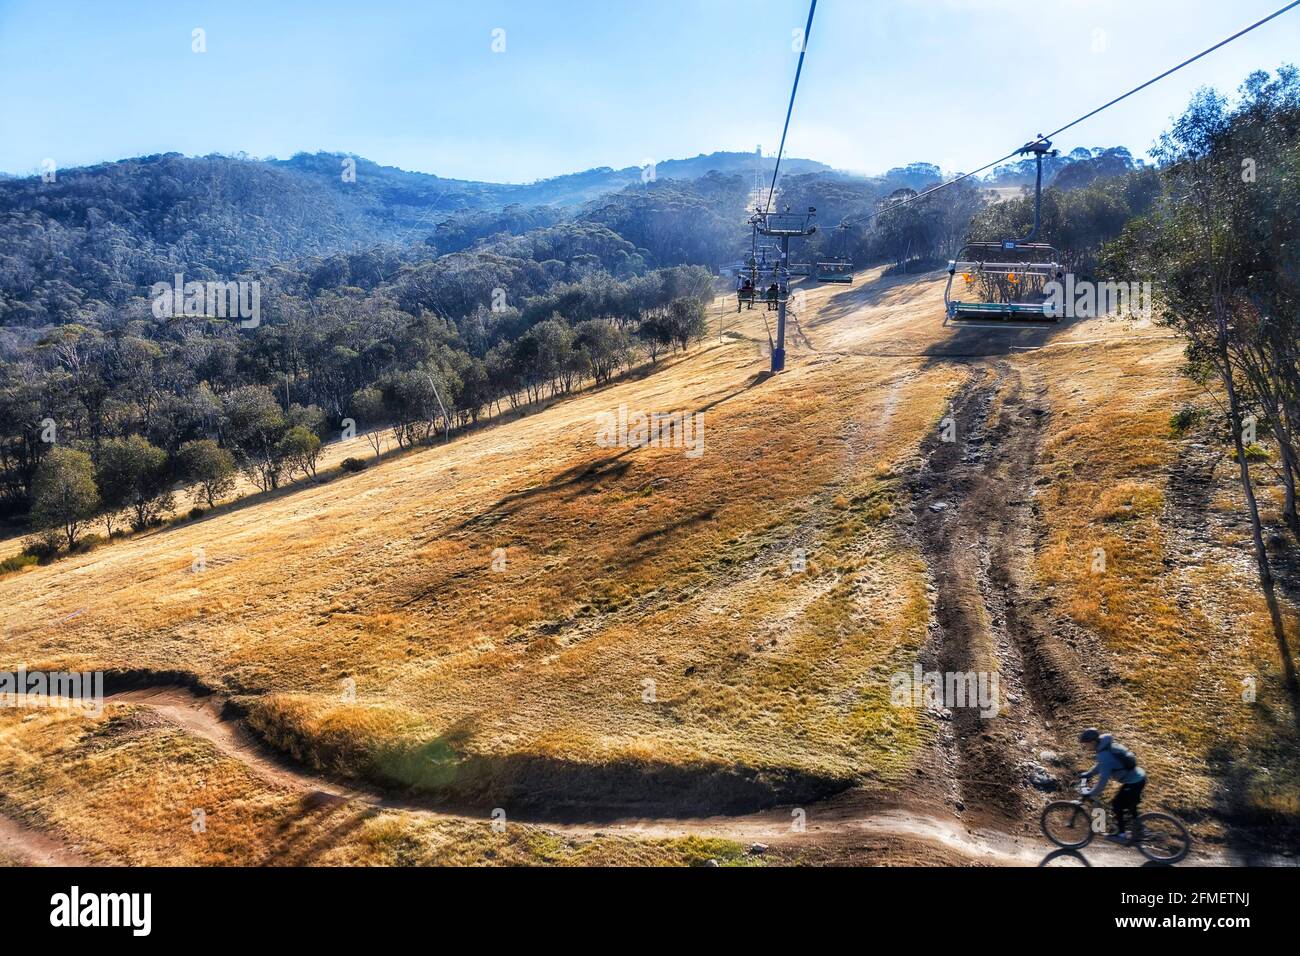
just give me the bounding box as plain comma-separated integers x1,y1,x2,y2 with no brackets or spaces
1041,801,1093,849
1135,812,1190,864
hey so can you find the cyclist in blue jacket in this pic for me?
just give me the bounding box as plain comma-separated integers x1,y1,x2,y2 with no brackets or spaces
1079,728,1147,844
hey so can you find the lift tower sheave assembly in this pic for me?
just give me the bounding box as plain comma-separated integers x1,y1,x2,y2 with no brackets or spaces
752,207,816,373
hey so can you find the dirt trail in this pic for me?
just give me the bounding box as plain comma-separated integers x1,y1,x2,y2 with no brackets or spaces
0,811,90,866
107,687,364,800
0,351,1257,868
8,684,1268,866
906,360,1077,824
586,805,1134,866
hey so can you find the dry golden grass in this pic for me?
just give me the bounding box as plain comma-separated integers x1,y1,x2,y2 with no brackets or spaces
1,284,954,812
0,703,755,866
2,271,1297,857
1028,335,1300,822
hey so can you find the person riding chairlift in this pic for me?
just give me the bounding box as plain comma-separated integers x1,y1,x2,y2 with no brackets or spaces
737,277,755,312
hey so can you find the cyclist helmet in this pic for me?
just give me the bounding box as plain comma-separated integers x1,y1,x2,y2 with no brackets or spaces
1078,728,1100,744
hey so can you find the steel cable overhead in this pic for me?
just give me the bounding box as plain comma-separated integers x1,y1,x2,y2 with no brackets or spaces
842,0,1300,228
763,0,819,214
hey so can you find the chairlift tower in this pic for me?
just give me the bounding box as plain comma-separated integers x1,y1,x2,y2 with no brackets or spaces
751,145,766,210
752,206,817,372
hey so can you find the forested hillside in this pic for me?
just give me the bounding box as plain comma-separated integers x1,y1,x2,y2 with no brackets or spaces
0,138,1157,547
0,150,830,327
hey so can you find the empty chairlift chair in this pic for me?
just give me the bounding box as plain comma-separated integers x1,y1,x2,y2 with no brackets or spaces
944,241,1063,325
814,257,853,284
944,136,1064,328
815,224,854,284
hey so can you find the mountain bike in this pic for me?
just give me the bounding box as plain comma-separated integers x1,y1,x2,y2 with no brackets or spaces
1040,780,1191,864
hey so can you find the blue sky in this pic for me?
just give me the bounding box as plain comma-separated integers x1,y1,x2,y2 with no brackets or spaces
1,0,1297,182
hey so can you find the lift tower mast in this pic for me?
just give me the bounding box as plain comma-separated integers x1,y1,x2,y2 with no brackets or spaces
751,207,816,373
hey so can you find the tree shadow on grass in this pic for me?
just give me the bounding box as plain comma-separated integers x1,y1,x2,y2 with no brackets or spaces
630,508,718,547
1206,741,1300,864
262,793,380,866
450,370,771,537
451,453,637,535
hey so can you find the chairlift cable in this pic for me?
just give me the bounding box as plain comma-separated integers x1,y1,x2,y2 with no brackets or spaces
841,0,1300,228
1041,0,1300,145
763,0,818,215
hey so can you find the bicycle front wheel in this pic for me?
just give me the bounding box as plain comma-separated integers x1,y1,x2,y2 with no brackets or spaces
1041,801,1094,849
1136,812,1190,864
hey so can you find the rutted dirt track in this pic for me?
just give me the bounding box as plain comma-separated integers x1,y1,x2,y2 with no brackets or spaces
909,360,1084,822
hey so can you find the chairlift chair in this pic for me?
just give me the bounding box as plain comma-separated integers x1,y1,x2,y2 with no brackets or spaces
755,209,817,237
814,257,853,284
736,283,756,312
944,136,1064,329
815,223,854,284
736,280,785,312
944,241,1063,326
735,257,787,312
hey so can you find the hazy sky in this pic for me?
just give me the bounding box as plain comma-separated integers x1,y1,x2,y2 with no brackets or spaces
2,0,1297,182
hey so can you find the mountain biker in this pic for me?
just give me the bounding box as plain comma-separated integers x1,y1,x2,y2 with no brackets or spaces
1078,728,1146,844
